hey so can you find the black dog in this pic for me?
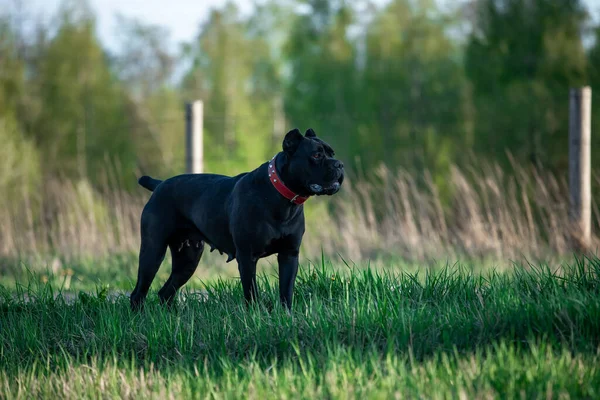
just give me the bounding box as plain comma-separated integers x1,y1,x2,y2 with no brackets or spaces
130,128,344,310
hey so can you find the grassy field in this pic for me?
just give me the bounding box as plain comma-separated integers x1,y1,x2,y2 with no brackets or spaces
1,256,600,399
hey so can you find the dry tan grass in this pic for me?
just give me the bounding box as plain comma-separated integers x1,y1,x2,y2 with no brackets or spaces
307,162,599,262
0,162,597,263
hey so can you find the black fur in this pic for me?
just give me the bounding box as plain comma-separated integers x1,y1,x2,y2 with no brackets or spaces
130,128,344,310
138,176,162,192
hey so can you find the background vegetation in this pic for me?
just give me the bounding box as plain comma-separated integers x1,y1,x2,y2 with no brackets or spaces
2,0,600,265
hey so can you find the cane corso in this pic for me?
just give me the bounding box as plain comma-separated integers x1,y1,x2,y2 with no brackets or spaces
130,128,344,310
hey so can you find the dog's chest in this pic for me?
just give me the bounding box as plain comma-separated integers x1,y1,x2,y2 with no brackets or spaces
260,237,290,258
255,220,302,258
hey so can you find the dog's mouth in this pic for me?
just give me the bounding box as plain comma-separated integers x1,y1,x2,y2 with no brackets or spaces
309,175,344,196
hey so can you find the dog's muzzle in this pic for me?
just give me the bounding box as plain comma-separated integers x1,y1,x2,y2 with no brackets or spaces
309,162,344,195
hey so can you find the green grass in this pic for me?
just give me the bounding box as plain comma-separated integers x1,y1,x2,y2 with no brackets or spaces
1,257,600,399
0,250,558,293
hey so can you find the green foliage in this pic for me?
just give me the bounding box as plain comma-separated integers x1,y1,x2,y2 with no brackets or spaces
0,17,40,198
112,16,184,178
1,257,600,398
588,26,600,169
0,18,24,117
284,1,359,168
0,116,40,201
466,0,589,171
1,0,600,263
181,4,281,176
31,3,136,184
360,0,470,198
1,0,599,192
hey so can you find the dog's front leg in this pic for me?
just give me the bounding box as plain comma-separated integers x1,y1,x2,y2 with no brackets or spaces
278,251,299,310
237,253,259,306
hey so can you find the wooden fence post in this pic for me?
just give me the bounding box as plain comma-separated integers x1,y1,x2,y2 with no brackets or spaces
569,86,592,250
186,100,204,174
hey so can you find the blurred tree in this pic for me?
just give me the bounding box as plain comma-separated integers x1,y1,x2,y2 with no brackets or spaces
0,15,40,196
284,0,470,194
181,3,282,175
246,0,293,142
588,25,600,164
361,0,471,181
466,0,588,171
0,16,24,120
31,0,137,184
284,0,359,170
111,15,184,176
112,15,174,100
0,0,596,196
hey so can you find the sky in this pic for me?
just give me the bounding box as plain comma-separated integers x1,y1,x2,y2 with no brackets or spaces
4,0,600,53
87,0,254,51
4,0,254,52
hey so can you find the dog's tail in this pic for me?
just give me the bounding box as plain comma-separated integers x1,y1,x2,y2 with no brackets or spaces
138,176,163,192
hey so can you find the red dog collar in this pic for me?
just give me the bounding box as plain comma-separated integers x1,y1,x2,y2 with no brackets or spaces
268,156,310,205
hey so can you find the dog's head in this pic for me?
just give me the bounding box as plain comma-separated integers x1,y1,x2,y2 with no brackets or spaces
280,128,344,196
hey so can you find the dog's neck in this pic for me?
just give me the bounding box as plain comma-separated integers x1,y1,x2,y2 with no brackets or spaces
268,153,311,205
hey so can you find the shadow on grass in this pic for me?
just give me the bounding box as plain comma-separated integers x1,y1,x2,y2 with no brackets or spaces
1,255,599,376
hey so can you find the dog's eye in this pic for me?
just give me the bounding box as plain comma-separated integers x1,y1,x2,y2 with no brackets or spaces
312,153,322,159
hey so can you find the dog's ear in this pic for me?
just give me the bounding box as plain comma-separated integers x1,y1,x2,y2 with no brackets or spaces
305,128,317,138
283,128,304,154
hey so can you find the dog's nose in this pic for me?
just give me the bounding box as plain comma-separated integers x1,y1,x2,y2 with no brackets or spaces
334,160,344,169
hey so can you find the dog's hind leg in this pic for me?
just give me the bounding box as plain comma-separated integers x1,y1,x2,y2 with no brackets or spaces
130,212,172,311
158,231,204,306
